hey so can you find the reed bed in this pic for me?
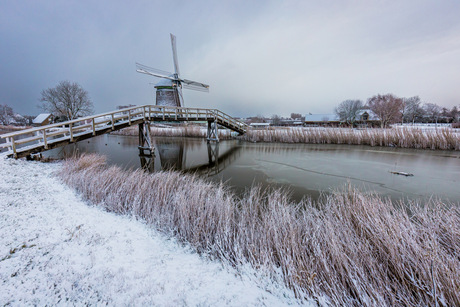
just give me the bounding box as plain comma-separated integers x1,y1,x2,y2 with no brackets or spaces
112,125,233,139
243,127,460,150
59,154,460,306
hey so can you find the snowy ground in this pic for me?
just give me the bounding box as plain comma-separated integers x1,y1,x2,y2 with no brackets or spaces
0,156,303,306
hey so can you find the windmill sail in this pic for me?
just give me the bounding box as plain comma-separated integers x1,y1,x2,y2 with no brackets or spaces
136,62,172,77
170,34,180,76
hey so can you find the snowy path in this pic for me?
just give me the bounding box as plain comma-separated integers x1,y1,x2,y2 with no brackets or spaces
0,157,299,306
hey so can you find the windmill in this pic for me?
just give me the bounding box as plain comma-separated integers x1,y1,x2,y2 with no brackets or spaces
136,34,209,107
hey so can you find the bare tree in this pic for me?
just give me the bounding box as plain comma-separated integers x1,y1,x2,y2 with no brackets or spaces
423,103,442,124
271,114,282,126
40,81,93,120
334,99,363,125
367,94,403,128
290,112,302,120
402,96,424,124
0,104,14,125
449,106,459,123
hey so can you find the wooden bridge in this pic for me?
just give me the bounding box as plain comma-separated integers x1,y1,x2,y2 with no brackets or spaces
0,105,248,158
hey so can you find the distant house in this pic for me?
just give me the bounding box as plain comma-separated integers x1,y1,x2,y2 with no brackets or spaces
33,113,53,126
250,122,270,128
355,109,380,127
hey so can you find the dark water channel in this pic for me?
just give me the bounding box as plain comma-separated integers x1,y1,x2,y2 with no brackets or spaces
45,134,460,204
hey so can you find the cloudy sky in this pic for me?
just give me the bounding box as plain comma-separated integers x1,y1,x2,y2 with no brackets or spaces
1,0,459,117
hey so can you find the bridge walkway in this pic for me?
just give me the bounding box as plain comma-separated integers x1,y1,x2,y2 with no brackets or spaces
0,105,248,158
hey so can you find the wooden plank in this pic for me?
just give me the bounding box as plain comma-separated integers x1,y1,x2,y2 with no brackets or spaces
14,135,43,145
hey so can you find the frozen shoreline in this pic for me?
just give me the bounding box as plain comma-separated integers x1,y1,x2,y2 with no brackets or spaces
0,156,302,306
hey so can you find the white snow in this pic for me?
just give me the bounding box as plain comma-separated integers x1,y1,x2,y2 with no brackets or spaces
0,156,305,306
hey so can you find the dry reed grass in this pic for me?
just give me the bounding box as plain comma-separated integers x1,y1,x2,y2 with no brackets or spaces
113,125,233,139
59,154,460,306
243,127,460,150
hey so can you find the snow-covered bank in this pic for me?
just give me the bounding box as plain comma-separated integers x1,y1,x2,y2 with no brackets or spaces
0,157,301,306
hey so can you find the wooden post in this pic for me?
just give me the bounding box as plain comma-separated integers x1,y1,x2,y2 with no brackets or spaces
92,118,96,136
207,120,219,143
138,123,144,148
69,123,74,142
111,114,115,130
138,122,153,156
128,109,131,125
11,136,16,158
43,130,48,149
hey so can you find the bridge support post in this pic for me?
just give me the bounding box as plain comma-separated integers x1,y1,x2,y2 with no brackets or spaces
138,122,154,156
207,120,219,143
139,155,155,172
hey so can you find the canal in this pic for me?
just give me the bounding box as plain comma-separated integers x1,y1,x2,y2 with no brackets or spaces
45,134,460,203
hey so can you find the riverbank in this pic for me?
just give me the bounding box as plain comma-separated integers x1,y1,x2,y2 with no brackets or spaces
0,156,302,305
113,125,460,151
59,153,460,306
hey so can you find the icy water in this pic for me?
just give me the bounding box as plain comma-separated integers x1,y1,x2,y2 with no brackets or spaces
44,134,460,203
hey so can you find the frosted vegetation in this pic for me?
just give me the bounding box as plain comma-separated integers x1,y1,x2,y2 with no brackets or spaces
115,125,460,150
113,125,233,139
243,127,460,150
0,157,300,306
60,154,460,306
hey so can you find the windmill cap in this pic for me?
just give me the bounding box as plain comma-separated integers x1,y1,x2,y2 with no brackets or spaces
154,77,174,88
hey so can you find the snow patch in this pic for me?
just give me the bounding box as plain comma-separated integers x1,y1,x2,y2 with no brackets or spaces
0,157,304,305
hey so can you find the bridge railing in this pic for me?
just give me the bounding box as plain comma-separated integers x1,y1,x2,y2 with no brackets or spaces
0,105,248,157
0,105,148,157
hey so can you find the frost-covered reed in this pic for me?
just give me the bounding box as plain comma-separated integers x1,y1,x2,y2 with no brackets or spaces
113,125,233,139
113,126,460,150
59,154,460,306
244,127,460,150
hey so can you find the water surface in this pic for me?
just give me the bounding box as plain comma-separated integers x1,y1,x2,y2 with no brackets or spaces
45,134,460,203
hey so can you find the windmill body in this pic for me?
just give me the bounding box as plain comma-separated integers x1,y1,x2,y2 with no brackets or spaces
154,77,180,107
136,34,209,107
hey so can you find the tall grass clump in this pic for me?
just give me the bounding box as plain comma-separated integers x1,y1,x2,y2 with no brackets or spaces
59,154,460,306
243,127,460,150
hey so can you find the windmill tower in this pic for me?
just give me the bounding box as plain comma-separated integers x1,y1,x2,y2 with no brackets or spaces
136,34,209,107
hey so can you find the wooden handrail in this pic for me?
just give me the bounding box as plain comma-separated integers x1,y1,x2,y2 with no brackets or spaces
0,105,247,157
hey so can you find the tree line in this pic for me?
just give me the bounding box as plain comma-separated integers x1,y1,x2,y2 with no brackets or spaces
335,94,459,128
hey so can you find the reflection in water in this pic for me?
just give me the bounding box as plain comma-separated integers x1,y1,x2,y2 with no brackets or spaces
146,139,241,177
186,143,241,177
43,134,460,204
156,140,184,171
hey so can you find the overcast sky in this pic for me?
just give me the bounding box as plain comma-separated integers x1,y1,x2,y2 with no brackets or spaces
1,0,459,117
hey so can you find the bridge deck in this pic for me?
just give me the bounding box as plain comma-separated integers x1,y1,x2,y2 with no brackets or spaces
0,105,248,158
